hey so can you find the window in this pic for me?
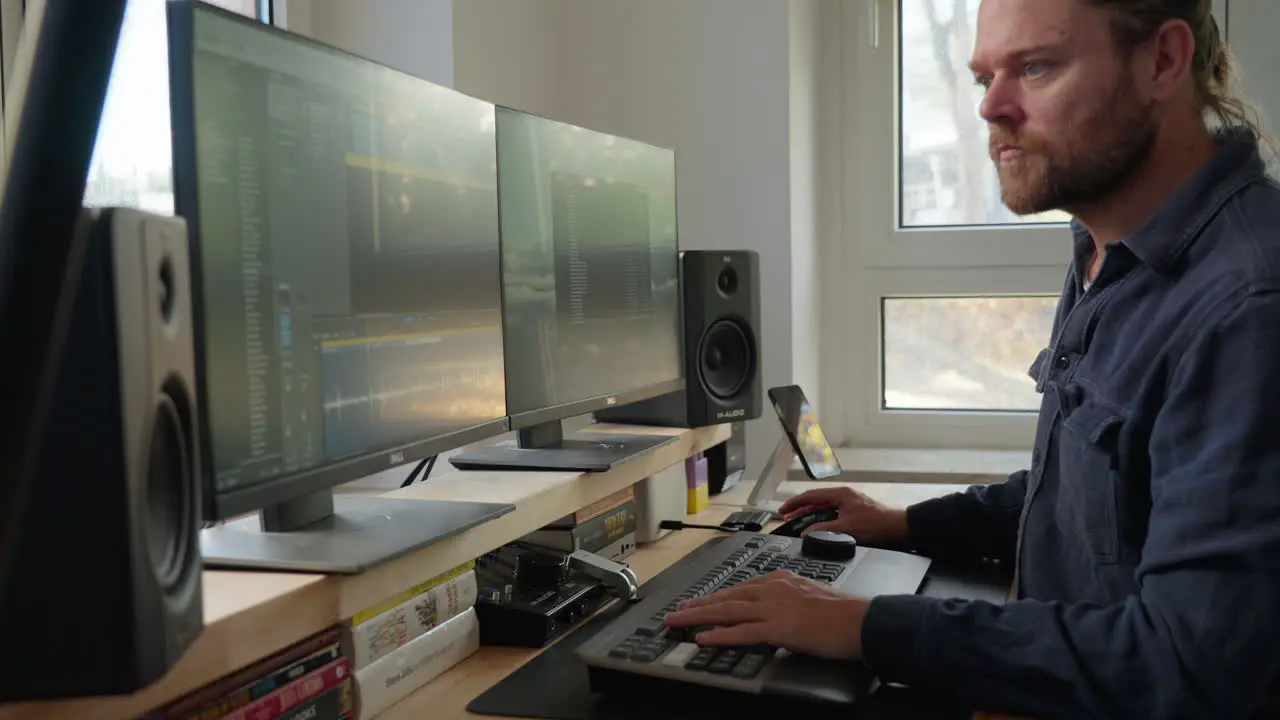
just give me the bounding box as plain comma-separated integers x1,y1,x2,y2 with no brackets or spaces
882,295,1056,411
833,1,1213,451
898,1,1068,229
82,0,266,213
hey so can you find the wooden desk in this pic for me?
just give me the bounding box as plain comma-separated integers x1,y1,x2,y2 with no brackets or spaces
0,423,729,720
380,483,971,719
712,477,971,511
385,504,740,719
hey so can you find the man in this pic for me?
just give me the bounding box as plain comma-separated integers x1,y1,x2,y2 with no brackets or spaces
663,0,1280,717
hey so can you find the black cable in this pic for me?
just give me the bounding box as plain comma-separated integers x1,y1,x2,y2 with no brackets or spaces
399,454,438,488
658,520,744,533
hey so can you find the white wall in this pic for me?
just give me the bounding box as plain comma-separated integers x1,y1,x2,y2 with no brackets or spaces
279,0,454,87
284,0,833,484
1227,1,1280,148
788,0,824,411
452,0,562,116
455,0,828,479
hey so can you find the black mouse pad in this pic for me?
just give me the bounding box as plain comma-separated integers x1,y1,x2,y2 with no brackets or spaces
465,536,1005,720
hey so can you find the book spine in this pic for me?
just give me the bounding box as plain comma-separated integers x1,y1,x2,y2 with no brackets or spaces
224,656,349,720
146,627,345,719
521,499,637,552
349,569,478,669
546,485,635,528
273,675,355,720
354,607,480,720
350,560,475,626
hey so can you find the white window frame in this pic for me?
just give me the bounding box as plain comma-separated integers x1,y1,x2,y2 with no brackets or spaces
833,0,1229,451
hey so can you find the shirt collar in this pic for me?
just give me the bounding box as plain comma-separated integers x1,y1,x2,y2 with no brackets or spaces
1070,125,1268,274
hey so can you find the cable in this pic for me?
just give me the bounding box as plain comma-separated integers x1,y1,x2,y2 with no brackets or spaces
658,519,745,533
399,454,438,488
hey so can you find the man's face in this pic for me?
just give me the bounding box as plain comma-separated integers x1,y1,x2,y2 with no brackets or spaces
971,0,1157,215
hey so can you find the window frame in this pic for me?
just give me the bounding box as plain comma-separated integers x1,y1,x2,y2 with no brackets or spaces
833,0,1229,451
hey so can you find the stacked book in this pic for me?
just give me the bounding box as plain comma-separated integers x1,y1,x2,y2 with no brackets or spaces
518,485,638,562
343,561,480,718
140,627,354,720
138,560,481,720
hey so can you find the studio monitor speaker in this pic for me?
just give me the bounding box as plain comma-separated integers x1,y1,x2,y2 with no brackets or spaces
0,208,204,700
598,249,762,428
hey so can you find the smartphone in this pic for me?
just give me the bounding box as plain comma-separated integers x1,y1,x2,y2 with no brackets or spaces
767,385,842,479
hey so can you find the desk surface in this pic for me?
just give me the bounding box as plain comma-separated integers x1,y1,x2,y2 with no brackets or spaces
0,422,730,720
383,481,973,720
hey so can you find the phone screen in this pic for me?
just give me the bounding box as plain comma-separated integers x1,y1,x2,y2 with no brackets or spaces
768,385,841,479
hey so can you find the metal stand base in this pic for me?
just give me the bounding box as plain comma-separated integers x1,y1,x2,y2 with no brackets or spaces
200,495,515,574
744,435,801,516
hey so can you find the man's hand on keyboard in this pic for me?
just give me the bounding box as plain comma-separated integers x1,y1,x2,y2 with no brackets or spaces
662,569,867,660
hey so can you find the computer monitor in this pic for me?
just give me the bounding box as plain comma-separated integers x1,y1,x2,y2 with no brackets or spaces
0,0,129,597
165,0,514,573
448,107,684,473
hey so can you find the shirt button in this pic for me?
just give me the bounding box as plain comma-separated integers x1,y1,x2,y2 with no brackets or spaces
1055,354,1070,369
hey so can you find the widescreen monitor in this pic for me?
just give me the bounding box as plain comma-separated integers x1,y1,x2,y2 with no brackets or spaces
166,0,512,572
449,107,683,473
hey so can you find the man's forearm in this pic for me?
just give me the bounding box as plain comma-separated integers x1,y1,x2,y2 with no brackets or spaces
900,469,1027,565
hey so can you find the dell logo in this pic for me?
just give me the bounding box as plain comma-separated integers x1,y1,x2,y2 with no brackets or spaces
389,451,405,465
716,408,746,419
606,396,617,406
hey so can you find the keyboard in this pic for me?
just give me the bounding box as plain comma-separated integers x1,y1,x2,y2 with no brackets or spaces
576,531,931,707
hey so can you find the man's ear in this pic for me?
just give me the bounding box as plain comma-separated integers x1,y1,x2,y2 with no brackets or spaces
1144,18,1197,103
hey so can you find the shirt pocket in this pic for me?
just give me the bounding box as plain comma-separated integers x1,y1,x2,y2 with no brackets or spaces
1056,397,1125,564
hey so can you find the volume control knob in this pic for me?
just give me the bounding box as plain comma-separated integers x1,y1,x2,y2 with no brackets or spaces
801,530,858,561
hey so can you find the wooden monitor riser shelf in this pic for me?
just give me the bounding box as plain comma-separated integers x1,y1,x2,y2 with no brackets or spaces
0,423,730,720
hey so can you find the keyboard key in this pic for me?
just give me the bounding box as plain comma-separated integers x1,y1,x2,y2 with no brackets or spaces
608,645,633,659
731,653,770,679
685,647,717,671
661,642,702,669
633,620,666,637
707,657,736,674
716,648,742,665
632,647,660,662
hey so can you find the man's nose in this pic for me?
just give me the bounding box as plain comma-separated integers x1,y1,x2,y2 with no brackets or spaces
978,74,1024,126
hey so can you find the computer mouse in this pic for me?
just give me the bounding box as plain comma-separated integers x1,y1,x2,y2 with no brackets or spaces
771,507,839,538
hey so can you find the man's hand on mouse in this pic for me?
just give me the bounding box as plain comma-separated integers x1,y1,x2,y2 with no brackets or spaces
779,486,910,543
663,570,868,660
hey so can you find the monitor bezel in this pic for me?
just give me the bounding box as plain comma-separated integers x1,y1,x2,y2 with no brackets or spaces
166,0,509,522
491,105,687,434
508,377,686,433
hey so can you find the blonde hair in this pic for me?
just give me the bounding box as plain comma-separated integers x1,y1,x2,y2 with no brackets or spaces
1089,0,1275,154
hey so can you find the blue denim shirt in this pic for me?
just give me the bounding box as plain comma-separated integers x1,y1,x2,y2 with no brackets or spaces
861,128,1280,719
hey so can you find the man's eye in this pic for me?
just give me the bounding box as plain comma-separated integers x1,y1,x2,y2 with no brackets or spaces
1024,61,1048,76
974,75,993,90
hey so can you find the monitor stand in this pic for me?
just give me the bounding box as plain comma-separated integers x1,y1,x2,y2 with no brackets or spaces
447,421,676,472
200,490,515,574
744,434,803,516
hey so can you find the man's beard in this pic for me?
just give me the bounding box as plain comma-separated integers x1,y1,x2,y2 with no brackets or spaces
991,83,1156,216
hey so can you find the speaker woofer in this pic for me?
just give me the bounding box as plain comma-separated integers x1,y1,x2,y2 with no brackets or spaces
697,319,754,400
145,384,194,593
